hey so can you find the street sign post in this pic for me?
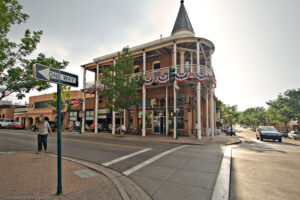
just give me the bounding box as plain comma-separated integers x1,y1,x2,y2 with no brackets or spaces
33,63,78,195
33,63,78,87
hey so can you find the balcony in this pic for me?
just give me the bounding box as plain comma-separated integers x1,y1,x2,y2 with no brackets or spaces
85,64,214,89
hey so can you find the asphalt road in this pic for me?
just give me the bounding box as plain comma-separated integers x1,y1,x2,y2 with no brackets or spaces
230,126,300,200
0,129,225,200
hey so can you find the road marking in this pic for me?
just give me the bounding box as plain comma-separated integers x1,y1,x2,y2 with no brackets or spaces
65,138,147,150
212,146,231,200
102,148,152,167
123,145,189,176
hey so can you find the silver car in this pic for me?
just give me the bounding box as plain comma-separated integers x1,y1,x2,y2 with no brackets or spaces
288,131,300,140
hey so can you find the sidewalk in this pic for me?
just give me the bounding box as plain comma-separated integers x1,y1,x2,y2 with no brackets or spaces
62,131,241,146
0,152,122,200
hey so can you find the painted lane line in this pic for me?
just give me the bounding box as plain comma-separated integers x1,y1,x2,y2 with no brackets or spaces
212,146,232,200
102,148,152,167
123,145,189,176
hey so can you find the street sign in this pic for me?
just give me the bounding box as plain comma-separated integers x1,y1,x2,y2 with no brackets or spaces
79,111,85,118
33,63,78,87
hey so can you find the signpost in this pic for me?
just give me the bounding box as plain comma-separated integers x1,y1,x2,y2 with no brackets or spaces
33,63,78,195
33,63,78,87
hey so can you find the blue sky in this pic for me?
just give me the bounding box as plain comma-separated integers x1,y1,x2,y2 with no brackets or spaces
6,0,300,111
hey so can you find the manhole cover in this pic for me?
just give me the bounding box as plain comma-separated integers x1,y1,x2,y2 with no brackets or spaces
73,169,99,178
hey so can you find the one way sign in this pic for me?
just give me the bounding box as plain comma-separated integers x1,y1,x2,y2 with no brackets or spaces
33,63,78,87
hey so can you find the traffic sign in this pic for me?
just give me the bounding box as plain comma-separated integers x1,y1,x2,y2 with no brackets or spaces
33,63,78,87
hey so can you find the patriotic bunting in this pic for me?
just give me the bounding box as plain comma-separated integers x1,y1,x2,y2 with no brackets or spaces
175,72,191,83
208,74,216,83
97,83,105,91
87,85,96,94
156,74,169,85
193,72,208,82
144,77,155,87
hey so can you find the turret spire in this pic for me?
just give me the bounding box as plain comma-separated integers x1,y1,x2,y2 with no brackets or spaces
171,0,194,36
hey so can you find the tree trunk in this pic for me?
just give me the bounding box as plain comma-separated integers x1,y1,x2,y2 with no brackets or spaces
285,121,288,132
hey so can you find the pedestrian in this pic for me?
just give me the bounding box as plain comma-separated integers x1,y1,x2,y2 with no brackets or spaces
36,117,52,153
75,120,80,132
69,120,74,132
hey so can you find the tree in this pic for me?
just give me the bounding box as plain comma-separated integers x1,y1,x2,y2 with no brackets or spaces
222,104,239,132
241,107,266,128
267,95,294,132
0,0,68,101
101,47,143,133
284,89,300,128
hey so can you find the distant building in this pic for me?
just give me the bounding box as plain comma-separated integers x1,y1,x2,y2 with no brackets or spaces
81,0,217,138
0,101,13,119
14,91,93,129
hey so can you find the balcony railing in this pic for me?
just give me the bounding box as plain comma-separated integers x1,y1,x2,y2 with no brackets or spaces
85,64,213,89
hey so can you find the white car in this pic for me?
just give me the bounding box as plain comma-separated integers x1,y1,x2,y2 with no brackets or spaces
288,131,300,140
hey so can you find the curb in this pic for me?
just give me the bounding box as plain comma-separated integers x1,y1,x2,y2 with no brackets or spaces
211,146,232,200
46,154,152,200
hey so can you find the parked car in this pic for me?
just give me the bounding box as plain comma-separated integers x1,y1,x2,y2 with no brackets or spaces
0,118,14,128
7,122,25,129
242,125,247,128
288,131,300,140
280,131,289,138
256,126,282,142
226,127,236,136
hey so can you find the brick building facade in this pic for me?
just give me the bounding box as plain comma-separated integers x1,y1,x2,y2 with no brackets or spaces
81,1,218,139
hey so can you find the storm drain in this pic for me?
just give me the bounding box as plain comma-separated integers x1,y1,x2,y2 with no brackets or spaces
73,169,100,178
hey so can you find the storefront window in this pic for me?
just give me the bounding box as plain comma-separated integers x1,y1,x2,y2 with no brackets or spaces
69,111,77,121
86,111,94,121
138,111,152,128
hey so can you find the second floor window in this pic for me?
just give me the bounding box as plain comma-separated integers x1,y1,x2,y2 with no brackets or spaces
153,62,160,70
34,101,52,109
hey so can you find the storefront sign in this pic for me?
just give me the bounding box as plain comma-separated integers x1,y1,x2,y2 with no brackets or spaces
65,98,80,107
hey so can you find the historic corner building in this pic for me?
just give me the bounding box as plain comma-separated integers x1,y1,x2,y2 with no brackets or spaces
81,1,217,139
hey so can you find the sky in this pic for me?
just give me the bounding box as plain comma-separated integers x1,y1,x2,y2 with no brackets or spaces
5,0,300,111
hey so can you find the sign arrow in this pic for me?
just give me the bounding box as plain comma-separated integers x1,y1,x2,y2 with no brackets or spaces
38,67,50,80
33,63,78,87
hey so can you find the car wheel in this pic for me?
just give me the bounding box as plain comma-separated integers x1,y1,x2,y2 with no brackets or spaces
278,138,282,142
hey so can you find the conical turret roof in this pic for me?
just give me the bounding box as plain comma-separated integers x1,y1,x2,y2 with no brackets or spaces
171,0,194,36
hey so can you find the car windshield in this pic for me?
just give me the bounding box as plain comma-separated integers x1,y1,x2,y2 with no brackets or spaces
261,127,277,132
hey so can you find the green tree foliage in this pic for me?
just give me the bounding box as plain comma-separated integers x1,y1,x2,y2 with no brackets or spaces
240,107,266,128
222,104,239,128
284,89,300,127
0,0,68,100
50,86,72,114
267,94,294,132
101,47,142,114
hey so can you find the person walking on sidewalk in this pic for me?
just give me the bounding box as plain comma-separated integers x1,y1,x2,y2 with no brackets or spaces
36,117,52,153
75,120,80,132
69,120,74,132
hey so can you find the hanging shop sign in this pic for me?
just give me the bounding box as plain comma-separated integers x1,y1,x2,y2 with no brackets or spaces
65,98,81,107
